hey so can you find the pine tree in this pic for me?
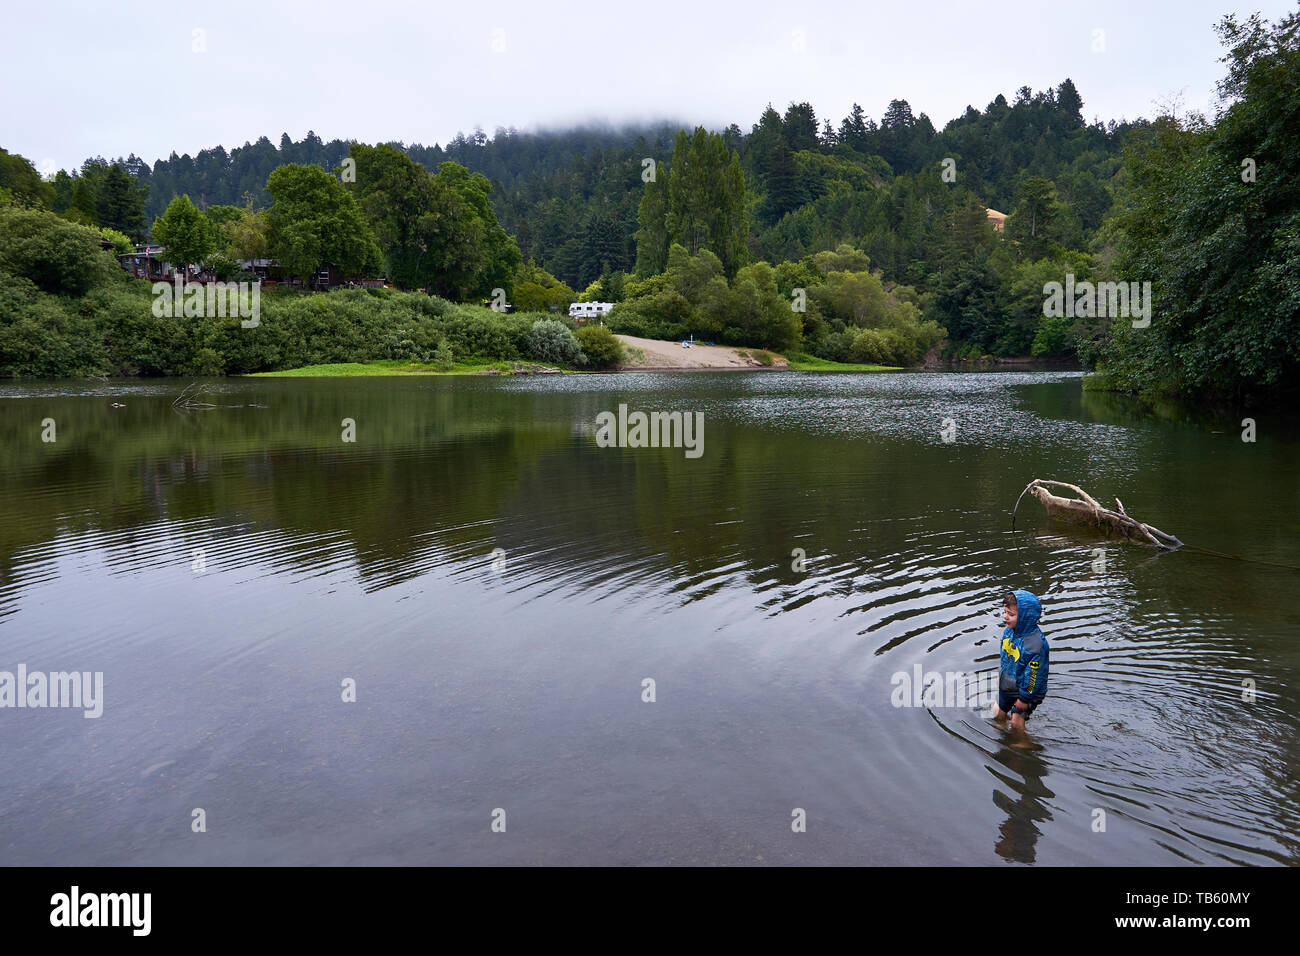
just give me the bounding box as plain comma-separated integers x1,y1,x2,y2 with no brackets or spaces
783,102,819,152
1056,78,1084,127
634,157,669,275
841,105,871,152
98,163,148,240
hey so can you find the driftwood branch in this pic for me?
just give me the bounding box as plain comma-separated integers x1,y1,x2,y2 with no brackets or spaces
1012,479,1184,550
172,381,266,410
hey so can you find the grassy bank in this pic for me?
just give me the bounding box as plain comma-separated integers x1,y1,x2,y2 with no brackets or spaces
253,353,903,376
783,352,903,372
247,359,522,377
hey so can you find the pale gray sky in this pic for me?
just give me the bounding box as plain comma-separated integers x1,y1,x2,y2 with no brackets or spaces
3,0,1293,173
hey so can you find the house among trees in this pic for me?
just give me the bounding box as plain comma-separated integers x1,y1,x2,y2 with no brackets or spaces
239,258,274,281
986,208,1007,233
119,245,178,280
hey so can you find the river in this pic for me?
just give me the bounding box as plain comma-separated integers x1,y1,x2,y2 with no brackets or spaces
1,370,1296,865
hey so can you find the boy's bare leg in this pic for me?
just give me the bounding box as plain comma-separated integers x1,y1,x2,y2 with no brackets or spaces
992,705,1009,720
1009,711,1027,732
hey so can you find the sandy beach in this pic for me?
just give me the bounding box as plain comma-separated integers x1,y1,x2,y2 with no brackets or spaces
615,335,788,369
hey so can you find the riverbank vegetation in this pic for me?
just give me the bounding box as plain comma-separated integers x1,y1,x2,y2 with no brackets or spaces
246,359,522,377
2,9,1295,396
1088,11,1299,402
783,353,902,372
0,208,621,376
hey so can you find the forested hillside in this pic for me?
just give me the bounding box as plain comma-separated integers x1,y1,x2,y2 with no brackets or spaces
66,86,1126,294
38,82,1130,355
5,8,1296,398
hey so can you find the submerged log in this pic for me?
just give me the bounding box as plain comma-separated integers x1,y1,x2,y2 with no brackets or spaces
1012,479,1184,551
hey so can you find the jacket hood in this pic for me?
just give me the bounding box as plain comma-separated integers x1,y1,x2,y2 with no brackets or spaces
1010,589,1041,637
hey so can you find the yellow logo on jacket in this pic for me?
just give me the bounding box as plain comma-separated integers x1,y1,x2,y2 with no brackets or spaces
1002,636,1020,661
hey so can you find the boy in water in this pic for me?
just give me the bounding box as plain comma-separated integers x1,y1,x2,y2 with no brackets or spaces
993,590,1048,731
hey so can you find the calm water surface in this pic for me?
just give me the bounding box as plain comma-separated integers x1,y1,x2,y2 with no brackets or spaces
1,371,1297,865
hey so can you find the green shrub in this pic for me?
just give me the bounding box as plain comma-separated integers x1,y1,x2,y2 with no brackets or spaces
187,347,226,376
99,227,133,257
444,308,520,359
413,295,453,318
574,324,624,368
204,254,243,282
849,327,887,364
527,318,584,365
0,206,111,295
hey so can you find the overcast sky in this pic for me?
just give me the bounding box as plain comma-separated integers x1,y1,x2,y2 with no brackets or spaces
3,0,1294,174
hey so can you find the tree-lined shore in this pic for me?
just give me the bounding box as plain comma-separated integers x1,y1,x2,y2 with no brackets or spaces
1,10,1295,398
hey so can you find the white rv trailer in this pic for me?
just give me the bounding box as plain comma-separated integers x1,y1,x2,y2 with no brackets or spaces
568,301,613,321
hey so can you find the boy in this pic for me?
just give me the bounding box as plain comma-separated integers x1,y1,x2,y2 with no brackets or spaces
994,589,1048,731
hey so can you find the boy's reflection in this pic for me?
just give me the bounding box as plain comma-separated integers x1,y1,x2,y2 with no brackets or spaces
990,736,1053,863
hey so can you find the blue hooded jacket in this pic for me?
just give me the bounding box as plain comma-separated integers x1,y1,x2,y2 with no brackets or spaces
998,589,1048,703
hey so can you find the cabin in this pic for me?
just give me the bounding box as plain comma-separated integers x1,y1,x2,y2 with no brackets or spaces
239,258,274,281
986,208,1007,233
311,265,344,290
119,245,178,280
568,301,613,324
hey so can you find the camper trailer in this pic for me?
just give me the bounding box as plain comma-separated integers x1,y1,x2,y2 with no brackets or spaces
568,301,613,324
